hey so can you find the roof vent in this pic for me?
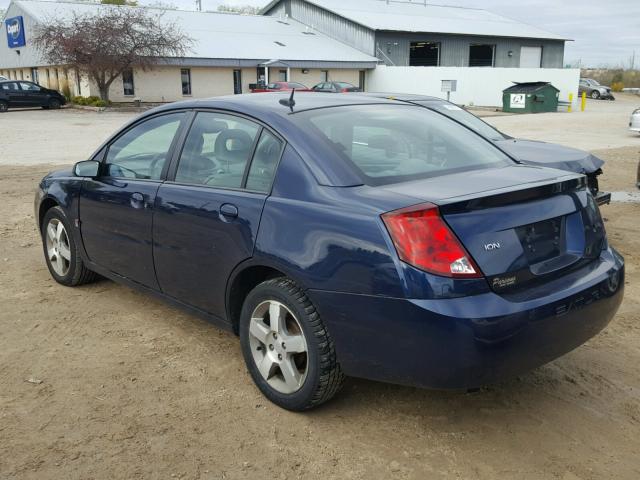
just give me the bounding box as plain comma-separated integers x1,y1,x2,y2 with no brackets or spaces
274,41,286,47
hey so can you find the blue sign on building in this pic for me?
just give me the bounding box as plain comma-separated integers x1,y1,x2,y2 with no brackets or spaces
5,16,26,48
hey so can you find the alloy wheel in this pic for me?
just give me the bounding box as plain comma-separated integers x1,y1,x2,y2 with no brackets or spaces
45,218,71,276
248,300,308,394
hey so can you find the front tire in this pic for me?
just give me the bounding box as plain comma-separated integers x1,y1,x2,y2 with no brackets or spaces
41,206,97,286
48,98,62,109
239,277,345,411
591,90,601,99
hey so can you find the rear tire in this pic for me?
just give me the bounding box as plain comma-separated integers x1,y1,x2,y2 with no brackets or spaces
239,277,345,411
41,206,97,286
0,101,8,112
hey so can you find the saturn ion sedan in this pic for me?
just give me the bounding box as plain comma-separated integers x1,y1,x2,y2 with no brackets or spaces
35,93,624,411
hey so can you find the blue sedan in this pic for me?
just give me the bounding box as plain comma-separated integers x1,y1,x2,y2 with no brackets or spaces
35,93,624,410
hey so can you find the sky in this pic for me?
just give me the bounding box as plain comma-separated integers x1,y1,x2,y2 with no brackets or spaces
1,0,638,67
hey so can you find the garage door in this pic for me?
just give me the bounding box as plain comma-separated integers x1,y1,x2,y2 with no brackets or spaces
520,47,542,68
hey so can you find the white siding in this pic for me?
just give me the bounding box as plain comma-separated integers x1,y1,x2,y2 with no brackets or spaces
367,65,580,107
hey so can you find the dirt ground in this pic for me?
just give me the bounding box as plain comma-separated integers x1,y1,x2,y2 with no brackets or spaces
1,104,639,479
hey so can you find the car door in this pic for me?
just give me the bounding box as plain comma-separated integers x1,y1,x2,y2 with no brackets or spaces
153,110,284,319
1,81,26,106
18,82,47,106
79,111,188,289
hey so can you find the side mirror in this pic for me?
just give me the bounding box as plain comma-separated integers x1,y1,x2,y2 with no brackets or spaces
74,160,100,178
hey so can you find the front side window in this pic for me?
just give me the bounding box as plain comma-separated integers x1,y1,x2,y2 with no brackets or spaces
469,44,495,67
122,69,135,96
19,82,40,91
181,69,192,95
298,104,512,186
175,112,260,189
105,113,185,180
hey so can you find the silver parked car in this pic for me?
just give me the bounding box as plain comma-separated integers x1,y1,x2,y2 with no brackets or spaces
630,107,640,134
579,78,615,100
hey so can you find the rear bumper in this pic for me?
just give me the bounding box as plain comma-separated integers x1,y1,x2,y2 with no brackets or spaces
309,247,624,389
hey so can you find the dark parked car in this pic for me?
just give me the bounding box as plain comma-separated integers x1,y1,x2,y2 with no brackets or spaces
312,81,361,93
0,80,66,112
250,81,311,93
578,78,615,100
358,93,610,205
35,93,624,411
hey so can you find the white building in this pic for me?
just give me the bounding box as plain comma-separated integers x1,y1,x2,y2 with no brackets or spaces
0,0,378,101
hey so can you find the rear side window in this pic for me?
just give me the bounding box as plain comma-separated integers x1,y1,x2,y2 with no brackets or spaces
246,130,283,192
175,112,260,188
297,104,512,185
1,82,18,90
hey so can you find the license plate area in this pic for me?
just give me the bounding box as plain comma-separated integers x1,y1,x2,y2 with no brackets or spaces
516,216,564,265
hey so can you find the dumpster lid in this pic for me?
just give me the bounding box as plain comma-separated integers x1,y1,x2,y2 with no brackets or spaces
503,82,559,94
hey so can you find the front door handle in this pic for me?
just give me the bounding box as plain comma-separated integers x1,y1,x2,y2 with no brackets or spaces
131,192,145,209
220,203,238,218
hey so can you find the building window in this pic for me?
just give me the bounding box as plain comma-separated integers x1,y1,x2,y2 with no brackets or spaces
409,41,440,66
181,68,192,95
278,69,287,81
320,70,329,82
469,44,495,67
359,70,366,91
233,69,242,94
122,69,135,96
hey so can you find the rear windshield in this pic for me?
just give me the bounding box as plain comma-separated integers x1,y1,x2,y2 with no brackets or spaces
297,104,513,185
418,102,507,142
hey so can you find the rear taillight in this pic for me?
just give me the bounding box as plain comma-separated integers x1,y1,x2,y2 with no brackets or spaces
382,202,482,278
341,88,349,92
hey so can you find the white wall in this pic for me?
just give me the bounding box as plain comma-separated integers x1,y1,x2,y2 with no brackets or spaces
367,66,581,107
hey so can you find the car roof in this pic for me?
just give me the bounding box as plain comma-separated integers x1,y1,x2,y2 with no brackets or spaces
152,91,402,117
355,92,446,103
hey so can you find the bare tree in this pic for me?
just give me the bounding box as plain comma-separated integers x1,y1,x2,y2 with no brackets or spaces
33,7,192,101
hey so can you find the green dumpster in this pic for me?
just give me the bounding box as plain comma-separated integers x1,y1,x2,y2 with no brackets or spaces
502,81,560,113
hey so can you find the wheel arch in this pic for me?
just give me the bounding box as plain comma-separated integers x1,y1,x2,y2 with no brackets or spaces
226,260,307,335
38,197,60,232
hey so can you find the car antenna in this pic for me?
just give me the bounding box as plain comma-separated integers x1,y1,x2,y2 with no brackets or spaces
279,88,296,112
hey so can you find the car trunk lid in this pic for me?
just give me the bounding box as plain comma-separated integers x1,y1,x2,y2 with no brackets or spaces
380,166,606,292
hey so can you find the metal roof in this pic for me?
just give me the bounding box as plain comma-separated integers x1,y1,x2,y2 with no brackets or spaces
262,0,568,41
11,0,379,66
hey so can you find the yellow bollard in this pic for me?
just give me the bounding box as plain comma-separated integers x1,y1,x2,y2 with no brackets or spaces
568,93,573,112
581,92,586,112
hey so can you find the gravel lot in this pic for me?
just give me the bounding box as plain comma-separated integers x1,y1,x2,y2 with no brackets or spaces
0,96,639,479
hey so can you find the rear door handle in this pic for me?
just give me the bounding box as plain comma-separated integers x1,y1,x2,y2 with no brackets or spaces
220,203,238,218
